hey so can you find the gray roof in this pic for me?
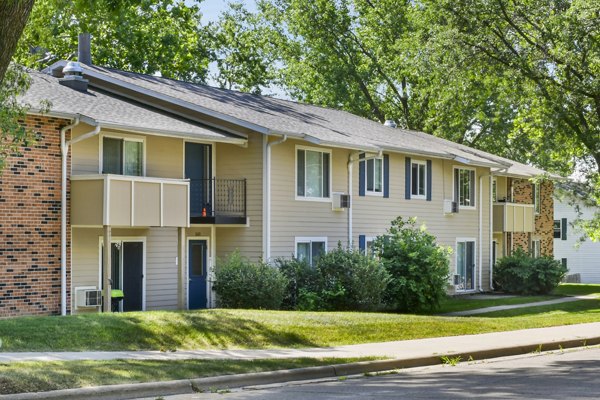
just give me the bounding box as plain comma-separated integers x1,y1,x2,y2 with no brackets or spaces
44,61,556,178
20,70,245,144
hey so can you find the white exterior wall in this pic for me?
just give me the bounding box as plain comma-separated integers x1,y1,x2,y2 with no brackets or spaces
554,198,600,283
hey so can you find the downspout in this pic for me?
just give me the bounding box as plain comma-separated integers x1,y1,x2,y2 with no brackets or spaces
60,119,101,316
265,134,287,261
489,174,494,291
347,150,382,248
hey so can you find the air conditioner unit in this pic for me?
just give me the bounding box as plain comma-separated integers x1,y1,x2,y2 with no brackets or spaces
75,287,102,308
332,192,351,211
444,199,459,214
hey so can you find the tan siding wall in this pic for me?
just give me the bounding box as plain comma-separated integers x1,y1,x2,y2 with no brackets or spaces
71,227,179,313
71,127,184,179
270,139,349,259
269,141,492,290
215,132,264,261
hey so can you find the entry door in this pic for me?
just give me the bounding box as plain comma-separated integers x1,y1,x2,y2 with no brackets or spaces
185,143,212,218
102,241,144,312
188,240,208,309
457,241,475,291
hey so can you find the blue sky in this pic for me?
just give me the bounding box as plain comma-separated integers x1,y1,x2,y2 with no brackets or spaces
188,0,258,23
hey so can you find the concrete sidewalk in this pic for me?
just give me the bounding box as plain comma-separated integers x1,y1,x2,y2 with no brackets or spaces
444,295,596,316
2,322,600,363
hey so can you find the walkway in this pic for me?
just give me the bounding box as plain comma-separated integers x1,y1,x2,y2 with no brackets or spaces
1,322,599,363
443,295,596,316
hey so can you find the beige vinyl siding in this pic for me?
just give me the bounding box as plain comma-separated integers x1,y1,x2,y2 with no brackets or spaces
353,156,492,290
71,227,179,313
495,176,509,201
270,139,349,260
215,132,264,261
71,126,184,179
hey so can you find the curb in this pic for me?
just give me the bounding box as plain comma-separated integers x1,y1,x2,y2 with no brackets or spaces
4,336,600,400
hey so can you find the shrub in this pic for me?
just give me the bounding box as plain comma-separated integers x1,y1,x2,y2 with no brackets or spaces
375,217,451,312
213,251,287,309
315,243,390,311
276,257,319,310
494,248,567,294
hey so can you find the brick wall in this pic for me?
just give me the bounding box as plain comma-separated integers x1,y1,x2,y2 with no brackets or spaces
510,178,554,256
0,115,71,317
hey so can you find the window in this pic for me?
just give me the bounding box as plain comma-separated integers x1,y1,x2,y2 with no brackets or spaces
492,179,497,202
554,220,562,239
454,168,475,208
297,148,330,199
533,183,541,214
295,237,327,267
102,137,143,176
532,239,541,257
411,160,427,198
365,157,383,194
456,240,476,291
365,238,375,257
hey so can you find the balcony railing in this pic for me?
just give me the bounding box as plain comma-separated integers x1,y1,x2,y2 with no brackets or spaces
493,202,535,233
190,178,247,224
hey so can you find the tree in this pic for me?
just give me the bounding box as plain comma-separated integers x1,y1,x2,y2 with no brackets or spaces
14,0,211,82
0,0,35,83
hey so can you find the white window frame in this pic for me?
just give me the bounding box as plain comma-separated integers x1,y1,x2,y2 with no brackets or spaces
99,132,146,177
410,159,427,200
365,236,376,257
363,156,384,196
294,237,327,266
533,183,541,214
295,145,332,202
455,237,477,292
453,166,476,210
553,219,562,239
532,238,541,257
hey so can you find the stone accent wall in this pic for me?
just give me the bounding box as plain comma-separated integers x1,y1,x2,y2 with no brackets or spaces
509,178,554,256
0,115,71,317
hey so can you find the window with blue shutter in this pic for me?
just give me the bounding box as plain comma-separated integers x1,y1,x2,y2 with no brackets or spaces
359,153,365,197
405,157,411,199
359,235,366,252
383,154,389,198
561,218,568,240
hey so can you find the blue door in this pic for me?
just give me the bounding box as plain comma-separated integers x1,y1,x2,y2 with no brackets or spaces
188,240,208,309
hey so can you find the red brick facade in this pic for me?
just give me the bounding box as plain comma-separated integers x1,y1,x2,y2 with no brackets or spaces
509,178,554,256
0,115,71,317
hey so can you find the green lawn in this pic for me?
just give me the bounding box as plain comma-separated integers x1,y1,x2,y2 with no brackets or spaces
433,294,556,314
553,283,600,297
0,358,377,395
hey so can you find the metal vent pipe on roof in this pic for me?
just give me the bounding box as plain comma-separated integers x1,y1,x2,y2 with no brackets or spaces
78,32,91,65
384,120,397,128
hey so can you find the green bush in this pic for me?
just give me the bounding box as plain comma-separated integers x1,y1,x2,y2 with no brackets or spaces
213,251,287,309
315,244,390,311
276,257,319,310
375,217,451,312
494,248,567,294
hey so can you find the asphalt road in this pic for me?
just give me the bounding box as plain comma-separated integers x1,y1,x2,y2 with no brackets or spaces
141,347,600,399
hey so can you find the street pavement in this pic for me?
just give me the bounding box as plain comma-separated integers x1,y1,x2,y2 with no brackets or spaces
141,347,600,400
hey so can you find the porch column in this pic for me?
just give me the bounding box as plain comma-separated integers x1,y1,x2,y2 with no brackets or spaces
102,225,112,312
177,227,186,309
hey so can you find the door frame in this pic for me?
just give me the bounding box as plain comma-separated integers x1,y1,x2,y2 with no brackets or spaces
187,236,211,310
98,236,147,311
455,237,477,292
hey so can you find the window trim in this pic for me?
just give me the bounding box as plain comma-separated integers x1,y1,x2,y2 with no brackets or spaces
453,166,477,210
532,238,541,257
553,219,562,239
99,133,146,177
410,159,428,200
295,145,332,202
363,156,384,197
294,237,327,266
365,236,376,257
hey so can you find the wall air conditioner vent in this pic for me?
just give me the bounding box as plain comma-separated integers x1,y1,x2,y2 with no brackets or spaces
444,199,459,214
75,287,102,308
332,192,351,211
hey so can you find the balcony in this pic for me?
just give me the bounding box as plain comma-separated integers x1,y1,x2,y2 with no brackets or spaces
493,202,535,233
190,178,247,225
71,175,189,228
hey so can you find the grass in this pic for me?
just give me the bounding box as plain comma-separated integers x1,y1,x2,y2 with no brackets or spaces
433,294,556,314
553,283,600,297
0,357,378,395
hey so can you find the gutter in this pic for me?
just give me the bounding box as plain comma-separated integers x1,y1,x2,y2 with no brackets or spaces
478,173,494,292
60,117,101,316
265,134,287,261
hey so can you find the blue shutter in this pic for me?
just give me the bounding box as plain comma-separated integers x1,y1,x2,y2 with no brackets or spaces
405,157,411,200
426,160,432,201
561,218,568,240
359,235,366,252
359,153,365,197
383,154,390,198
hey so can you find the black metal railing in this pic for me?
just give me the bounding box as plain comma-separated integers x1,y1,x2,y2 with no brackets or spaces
189,178,246,224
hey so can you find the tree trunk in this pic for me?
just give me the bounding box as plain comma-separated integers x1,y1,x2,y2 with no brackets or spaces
0,0,35,83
